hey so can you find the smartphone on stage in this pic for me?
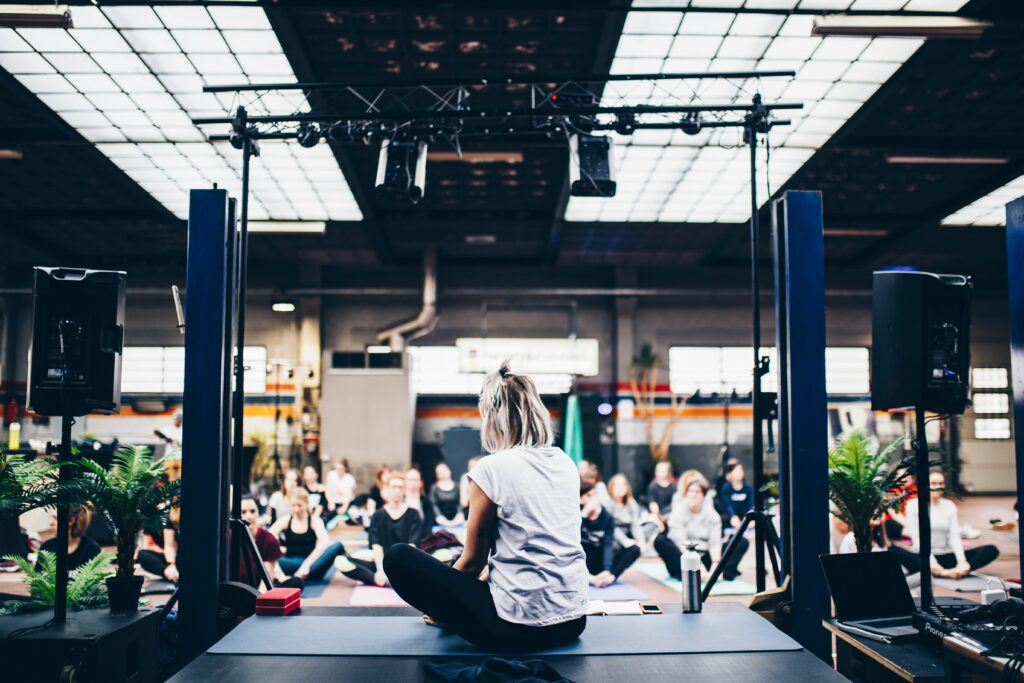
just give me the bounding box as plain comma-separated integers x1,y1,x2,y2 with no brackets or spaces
641,604,663,615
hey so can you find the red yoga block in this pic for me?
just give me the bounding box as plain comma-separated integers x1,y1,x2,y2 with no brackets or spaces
256,587,301,616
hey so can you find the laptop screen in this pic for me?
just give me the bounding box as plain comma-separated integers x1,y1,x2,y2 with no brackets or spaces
820,550,916,621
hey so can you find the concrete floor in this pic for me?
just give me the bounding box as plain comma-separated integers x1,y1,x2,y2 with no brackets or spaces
1,495,1018,609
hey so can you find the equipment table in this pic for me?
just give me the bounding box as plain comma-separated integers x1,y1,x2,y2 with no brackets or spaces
824,619,945,683
172,605,845,682
943,633,1024,682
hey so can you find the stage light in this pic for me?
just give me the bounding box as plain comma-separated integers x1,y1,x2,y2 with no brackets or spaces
271,298,296,313
680,113,702,136
0,4,72,28
297,122,321,148
375,139,428,203
568,133,616,197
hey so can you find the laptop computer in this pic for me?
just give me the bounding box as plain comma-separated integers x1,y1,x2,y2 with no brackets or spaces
820,550,919,640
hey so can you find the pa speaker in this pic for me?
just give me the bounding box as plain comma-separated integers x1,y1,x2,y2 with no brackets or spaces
871,270,971,414
27,267,126,417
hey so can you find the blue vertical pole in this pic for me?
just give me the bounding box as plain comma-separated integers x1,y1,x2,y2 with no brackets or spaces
1006,196,1024,584
179,188,232,664
776,191,830,662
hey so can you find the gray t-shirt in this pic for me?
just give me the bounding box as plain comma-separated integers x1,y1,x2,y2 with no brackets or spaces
469,445,588,626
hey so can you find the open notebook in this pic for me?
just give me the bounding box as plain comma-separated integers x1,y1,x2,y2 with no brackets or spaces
587,600,646,616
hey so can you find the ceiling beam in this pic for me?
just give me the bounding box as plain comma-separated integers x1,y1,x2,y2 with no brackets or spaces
264,5,394,265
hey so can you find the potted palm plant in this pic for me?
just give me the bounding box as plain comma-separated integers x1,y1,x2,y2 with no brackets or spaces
78,445,181,612
828,430,915,553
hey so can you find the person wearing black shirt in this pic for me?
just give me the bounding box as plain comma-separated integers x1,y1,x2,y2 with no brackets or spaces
404,467,436,541
580,481,639,587
336,472,422,586
645,460,676,524
38,505,102,571
138,508,181,581
430,462,465,527
269,489,345,581
718,459,754,529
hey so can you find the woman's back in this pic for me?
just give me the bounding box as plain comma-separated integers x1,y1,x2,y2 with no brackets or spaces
469,444,587,626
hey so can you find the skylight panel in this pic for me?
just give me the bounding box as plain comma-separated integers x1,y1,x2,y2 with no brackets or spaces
566,3,930,223
942,175,1024,227
0,4,362,222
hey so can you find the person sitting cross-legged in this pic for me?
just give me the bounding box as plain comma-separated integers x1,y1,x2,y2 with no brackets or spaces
334,471,422,586
654,473,748,582
269,489,344,582
580,480,640,587
382,362,588,653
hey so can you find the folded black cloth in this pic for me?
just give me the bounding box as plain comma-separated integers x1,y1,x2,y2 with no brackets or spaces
425,658,573,683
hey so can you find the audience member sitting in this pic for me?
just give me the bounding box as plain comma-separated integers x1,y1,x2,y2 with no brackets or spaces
607,473,659,553
38,504,101,571
337,472,422,586
892,469,999,578
718,459,754,529
369,466,390,512
325,458,356,521
269,489,345,582
431,462,465,527
138,507,181,583
267,469,301,525
238,495,286,588
302,465,327,517
884,470,915,541
581,480,640,586
579,460,611,507
654,474,748,581
459,456,481,517
405,466,436,540
645,460,676,524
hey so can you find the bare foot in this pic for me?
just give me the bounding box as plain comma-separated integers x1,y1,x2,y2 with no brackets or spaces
423,614,448,629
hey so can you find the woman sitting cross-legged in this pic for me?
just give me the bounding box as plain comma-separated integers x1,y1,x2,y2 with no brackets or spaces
384,362,588,653
335,471,423,586
269,489,345,582
654,473,748,582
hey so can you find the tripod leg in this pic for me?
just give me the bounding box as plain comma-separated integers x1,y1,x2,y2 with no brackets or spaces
702,515,754,601
762,516,783,585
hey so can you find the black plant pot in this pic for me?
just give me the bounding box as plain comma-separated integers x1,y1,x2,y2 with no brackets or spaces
106,575,144,613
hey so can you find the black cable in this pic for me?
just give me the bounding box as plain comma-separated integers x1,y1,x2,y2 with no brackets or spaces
6,618,56,639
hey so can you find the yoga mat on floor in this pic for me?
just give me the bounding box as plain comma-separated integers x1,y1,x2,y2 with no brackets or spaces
588,581,648,601
208,610,801,657
300,567,336,598
933,574,997,593
634,562,758,596
142,579,177,596
349,586,410,607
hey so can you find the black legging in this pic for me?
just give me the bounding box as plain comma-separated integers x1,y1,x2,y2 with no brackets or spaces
890,544,999,575
654,533,748,582
383,544,586,653
137,549,172,578
585,545,641,580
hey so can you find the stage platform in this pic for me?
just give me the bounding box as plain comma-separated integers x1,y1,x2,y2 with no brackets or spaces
170,604,844,682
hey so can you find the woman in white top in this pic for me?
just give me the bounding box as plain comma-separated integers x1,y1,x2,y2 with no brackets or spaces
266,469,301,524
893,469,998,577
325,458,356,517
385,362,588,652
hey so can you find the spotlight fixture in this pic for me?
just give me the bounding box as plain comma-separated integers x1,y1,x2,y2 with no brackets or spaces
297,122,321,148
568,133,616,197
613,113,636,136
0,4,72,28
680,113,703,136
271,297,296,313
375,139,428,203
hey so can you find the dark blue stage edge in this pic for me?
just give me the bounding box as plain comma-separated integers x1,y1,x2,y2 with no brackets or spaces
1007,195,1024,586
772,191,831,662
180,189,233,664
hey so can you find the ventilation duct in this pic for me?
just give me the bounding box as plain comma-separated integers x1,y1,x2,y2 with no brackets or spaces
376,248,438,351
